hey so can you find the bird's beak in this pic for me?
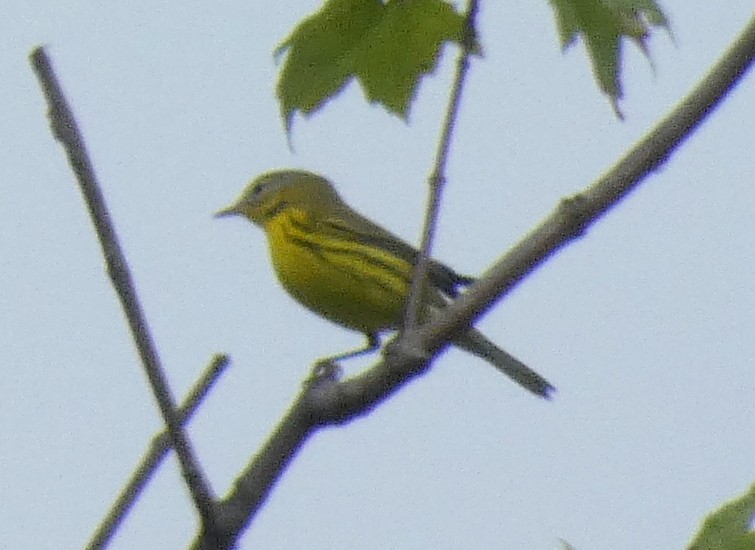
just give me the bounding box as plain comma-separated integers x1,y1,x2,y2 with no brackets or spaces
214,204,240,219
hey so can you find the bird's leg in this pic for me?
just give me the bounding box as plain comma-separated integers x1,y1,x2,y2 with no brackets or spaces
308,334,381,381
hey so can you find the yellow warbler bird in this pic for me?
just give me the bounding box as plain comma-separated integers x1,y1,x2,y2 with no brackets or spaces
216,170,553,398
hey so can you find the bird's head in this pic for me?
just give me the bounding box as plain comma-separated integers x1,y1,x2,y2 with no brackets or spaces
215,169,342,226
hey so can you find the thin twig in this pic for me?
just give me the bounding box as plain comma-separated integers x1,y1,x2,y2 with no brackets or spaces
190,13,755,549
29,46,220,534
404,0,479,331
87,355,230,550
421,13,755,349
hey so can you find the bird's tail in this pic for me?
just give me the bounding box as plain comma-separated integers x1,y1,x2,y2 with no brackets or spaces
454,328,554,398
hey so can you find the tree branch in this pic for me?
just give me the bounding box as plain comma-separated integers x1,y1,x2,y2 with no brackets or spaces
29,46,221,536
86,355,230,550
191,13,755,549
422,12,755,346
404,0,479,329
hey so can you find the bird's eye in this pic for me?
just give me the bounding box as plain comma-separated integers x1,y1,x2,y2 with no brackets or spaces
249,182,268,202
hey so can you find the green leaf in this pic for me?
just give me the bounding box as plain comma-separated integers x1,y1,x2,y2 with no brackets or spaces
353,0,466,115
688,483,755,550
275,0,383,132
548,0,669,118
275,0,466,132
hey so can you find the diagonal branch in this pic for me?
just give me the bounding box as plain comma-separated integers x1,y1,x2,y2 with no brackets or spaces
86,355,230,550
29,46,220,535
191,13,755,549
423,12,755,345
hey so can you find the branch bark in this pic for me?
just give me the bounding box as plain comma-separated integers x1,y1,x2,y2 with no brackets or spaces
30,46,221,538
405,0,479,329
87,355,230,550
192,13,755,549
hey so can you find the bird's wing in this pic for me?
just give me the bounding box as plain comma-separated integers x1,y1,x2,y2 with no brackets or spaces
320,208,474,297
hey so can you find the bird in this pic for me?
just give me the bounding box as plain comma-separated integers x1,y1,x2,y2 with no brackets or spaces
216,169,553,398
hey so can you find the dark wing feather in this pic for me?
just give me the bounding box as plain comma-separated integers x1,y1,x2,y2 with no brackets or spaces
321,206,474,297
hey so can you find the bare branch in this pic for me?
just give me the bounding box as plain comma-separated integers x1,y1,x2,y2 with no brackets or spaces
422,12,755,348
29,46,220,535
404,0,479,329
191,14,755,549
86,354,229,550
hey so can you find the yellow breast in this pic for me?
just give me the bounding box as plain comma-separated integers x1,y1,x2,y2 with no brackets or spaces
263,208,413,335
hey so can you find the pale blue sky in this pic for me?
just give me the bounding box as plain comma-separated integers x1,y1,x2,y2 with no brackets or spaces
1,2,753,549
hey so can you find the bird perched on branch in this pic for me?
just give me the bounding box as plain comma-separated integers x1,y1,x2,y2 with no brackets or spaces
216,169,553,398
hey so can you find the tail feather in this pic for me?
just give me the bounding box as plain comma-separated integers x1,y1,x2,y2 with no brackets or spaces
454,328,554,398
